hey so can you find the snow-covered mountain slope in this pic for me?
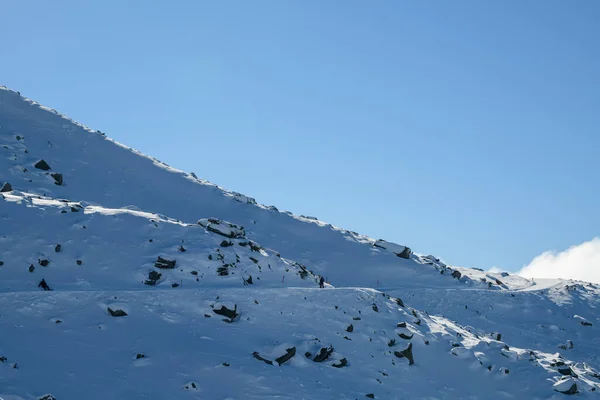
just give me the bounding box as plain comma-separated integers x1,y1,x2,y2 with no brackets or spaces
1,86,599,399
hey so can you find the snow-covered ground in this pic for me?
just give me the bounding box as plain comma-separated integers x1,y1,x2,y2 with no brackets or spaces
1,86,599,399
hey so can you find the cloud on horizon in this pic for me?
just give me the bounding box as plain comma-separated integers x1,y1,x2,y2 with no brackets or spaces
517,237,600,284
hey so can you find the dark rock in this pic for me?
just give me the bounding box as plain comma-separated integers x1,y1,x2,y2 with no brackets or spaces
398,333,413,340
275,347,296,365
34,159,51,171
304,351,312,358
452,270,462,279
0,356,6,362
144,271,162,286
0,261,3,266
39,259,49,267
171,283,180,288
492,332,502,341
76,260,83,265
249,257,259,264
388,339,396,347
313,346,334,362
0,182,12,192
397,247,412,259
252,351,273,365
107,307,128,317
353,317,362,320
155,256,176,269
217,266,229,276
395,297,405,307
397,322,407,328
183,382,198,390
55,244,62,252
70,207,79,212
136,353,145,359
29,264,35,272
555,383,578,395
51,173,63,186
495,279,503,285
39,396,56,400
179,245,186,252
222,362,230,367
332,358,348,368
581,321,592,326
366,394,375,399
213,305,238,321
394,343,414,365
220,240,233,247
190,270,198,275
558,367,575,376
346,324,354,333
372,304,379,312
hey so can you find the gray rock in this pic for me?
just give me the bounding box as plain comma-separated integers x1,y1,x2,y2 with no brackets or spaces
107,307,128,317
51,173,63,186
275,347,296,365
34,159,51,170
0,182,12,192
155,256,176,269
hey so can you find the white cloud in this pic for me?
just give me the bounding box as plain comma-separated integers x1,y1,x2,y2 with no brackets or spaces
517,237,600,284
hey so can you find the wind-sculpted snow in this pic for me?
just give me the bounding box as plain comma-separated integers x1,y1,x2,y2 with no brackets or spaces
1,86,600,399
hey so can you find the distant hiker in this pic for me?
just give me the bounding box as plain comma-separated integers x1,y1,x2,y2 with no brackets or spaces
38,278,52,291
319,276,325,288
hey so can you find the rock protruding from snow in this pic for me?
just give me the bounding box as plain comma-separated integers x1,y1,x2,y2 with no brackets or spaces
34,159,51,171
230,192,257,205
198,218,245,239
553,378,578,395
313,346,334,362
213,304,239,322
373,239,412,259
51,173,63,186
107,307,128,317
394,343,414,365
275,347,296,366
154,256,176,269
0,182,12,192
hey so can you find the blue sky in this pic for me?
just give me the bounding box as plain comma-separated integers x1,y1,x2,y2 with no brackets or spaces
2,1,599,273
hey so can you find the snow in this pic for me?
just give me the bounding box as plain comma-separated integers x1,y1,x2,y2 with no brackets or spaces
1,86,600,399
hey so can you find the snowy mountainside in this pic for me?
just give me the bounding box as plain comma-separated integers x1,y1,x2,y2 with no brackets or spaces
1,86,600,399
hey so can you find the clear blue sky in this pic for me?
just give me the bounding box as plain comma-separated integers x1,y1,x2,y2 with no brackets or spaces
2,1,598,272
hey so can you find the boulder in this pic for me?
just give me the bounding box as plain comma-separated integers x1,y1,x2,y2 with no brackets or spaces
145,271,162,286
395,297,405,307
452,270,462,280
213,304,238,321
394,343,414,365
220,240,234,247
252,351,273,365
398,332,413,340
313,346,334,362
275,347,296,365
366,394,375,399
39,259,49,267
0,182,12,192
553,379,578,395
39,396,57,400
51,173,63,186
107,307,128,317
198,218,245,239
34,159,51,170
29,264,35,272
154,256,176,269
55,244,62,252
346,324,354,333
332,358,348,368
